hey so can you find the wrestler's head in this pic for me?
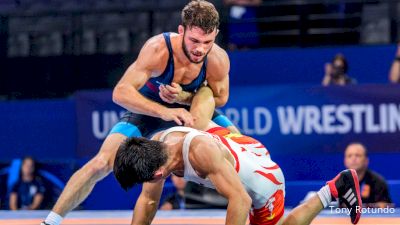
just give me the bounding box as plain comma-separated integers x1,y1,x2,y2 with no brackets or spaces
113,137,168,190
179,0,219,64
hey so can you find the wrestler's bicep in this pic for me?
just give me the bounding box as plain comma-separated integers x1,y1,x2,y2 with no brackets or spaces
117,38,163,90
206,54,230,107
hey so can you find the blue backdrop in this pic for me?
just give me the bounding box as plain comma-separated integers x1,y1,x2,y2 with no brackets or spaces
228,44,396,85
0,99,76,161
72,85,400,182
2,87,400,208
2,84,399,179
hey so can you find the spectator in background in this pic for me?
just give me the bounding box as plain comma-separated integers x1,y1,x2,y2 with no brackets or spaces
322,53,356,86
160,175,186,210
9,157,45,210
389,43,400,83
344,143,392,208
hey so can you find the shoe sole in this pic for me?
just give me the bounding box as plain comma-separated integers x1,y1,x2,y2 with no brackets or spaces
349,169,362,224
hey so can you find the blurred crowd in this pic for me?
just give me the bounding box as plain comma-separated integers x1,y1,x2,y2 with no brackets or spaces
322,44,400,86
1,157,46,210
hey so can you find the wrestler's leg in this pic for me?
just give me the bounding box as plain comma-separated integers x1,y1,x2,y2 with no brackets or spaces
190,86,240,133
213,112,240,133
44,133,127,225
281,169,362,225
190,86,215,131
281,194,323,225
43,120,142,225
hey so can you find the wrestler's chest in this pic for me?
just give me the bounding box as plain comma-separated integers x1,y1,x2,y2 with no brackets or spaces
172,65,204,85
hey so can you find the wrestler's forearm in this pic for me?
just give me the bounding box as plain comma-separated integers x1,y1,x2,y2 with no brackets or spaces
131,195,159,225
113,84,166,118
225,197,251,225
190,86,215,130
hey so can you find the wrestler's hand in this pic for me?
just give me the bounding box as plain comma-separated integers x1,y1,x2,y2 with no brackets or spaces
160,107,194,126
159,82,193,105
159,82,181,104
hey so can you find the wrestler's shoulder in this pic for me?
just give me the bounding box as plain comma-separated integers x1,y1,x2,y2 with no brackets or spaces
209,43,229,63
207,44,230,76
141,33,169,56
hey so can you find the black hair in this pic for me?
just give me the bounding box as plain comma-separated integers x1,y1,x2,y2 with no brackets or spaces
182,0,219,34
113,137,168,191
332,53,348,73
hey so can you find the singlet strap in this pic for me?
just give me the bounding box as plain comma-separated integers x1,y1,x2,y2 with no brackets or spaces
159,126,197,142
182,130,207,158
161,32,174,84
162,32,173,58
159,127,208,181
182,130,208,179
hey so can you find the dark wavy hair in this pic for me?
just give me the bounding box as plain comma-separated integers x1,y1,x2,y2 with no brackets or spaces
113,137,168,191
181,0,219,34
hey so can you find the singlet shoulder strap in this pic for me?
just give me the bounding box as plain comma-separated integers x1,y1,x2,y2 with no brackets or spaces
162,32,173,56
182,130,207,157
203,56,208,68
159,126,197,142
182,130,208,177
158,127,207,180
199,57,207,83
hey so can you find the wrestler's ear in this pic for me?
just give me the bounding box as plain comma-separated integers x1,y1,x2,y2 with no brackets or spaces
152,170,164,181
178,25,185,35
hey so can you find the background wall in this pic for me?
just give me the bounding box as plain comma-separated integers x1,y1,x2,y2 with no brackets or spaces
1,86,399,208
0,44,397,99
229,44,396,85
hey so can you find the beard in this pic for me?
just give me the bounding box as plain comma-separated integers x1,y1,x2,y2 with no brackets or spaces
182,34,211,64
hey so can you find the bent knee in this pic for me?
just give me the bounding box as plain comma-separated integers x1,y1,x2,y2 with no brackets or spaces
88,155,113,176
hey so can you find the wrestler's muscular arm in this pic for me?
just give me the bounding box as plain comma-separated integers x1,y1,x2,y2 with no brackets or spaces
113,35,193,126
190,137,252,225
131,180,164,225
131,132,165,225
206,45,230,107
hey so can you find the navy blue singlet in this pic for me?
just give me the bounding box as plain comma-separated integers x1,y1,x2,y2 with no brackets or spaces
138,32,207,105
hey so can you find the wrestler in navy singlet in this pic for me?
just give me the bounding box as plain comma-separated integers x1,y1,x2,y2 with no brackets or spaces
110,33,234,138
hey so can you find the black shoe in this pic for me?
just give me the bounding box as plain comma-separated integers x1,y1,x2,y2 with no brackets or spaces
327,169,362,224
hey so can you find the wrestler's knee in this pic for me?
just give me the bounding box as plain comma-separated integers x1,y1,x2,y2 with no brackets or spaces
87,153,113,179
85,133,129,180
